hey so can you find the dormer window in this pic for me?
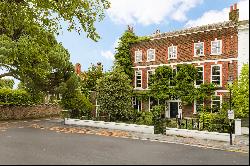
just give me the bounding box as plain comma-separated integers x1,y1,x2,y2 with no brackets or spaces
147,49,155,61
194,42,204,56
168,45,177,59
211,39,222,55
135,50,142,63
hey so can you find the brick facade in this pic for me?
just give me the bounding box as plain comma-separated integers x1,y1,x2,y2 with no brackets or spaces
130,5,248,118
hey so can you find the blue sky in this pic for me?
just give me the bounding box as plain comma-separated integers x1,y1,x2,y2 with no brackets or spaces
1,0,249,88
56,0,249,72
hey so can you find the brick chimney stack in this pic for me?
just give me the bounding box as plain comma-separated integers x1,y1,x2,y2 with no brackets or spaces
229,3,239,22
75,63,81,75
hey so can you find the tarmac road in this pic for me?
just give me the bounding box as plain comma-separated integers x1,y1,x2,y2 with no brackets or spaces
0,127,249,165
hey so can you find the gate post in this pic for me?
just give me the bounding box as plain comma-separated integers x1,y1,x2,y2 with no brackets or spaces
234,119,242,135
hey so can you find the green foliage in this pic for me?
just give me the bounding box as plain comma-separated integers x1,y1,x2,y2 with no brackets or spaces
81,64,103,94
174,64,198,104
0,32,74,94
96,65,133,121
60,73,93,118
195,83,216,101
0,79,14,89
232,64,249,118
135,111,153,126
198,110,230,133
114,30,150,80
0,0,110,41
0,88,41,105
150,66,173,100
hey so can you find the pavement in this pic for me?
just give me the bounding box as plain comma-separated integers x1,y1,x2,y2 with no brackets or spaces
0,118,249,165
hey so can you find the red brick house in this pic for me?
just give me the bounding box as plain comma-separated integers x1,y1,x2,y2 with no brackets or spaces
130,4,249,118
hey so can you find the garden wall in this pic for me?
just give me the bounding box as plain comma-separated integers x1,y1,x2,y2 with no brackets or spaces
0,104,62,120
65,118,154,134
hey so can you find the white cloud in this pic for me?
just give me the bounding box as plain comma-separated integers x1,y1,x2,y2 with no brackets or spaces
107,0,203,25
101,50,114,61
185,0,249,27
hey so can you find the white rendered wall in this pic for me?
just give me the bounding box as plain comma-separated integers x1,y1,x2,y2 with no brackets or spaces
238,24,249,77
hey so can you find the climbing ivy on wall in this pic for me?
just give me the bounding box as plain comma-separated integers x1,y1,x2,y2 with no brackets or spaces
114,29,149,80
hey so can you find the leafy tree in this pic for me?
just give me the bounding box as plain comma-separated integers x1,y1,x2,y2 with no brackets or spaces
60,73,93,118
232,64,249,118
114,30,149,80
80,63,103,94
96,65,133,121
0,79,14,89
0,0,110,41
0,32,73,94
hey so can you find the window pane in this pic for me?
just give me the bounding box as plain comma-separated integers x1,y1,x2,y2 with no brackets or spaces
212,66,220,75
150,97,158,111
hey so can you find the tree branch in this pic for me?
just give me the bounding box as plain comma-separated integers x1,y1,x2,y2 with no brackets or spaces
0,72,14,78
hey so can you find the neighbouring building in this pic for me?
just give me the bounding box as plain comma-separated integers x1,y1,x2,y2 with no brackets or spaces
130,3,249,118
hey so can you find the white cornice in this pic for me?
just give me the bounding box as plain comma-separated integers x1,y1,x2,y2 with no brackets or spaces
132,58,238,69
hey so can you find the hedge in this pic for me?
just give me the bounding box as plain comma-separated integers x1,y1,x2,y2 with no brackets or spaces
0,88,39,105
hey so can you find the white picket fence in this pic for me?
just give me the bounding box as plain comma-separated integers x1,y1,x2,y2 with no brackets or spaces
64,118,154,134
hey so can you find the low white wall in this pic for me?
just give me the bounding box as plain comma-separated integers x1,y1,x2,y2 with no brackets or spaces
242,127,249,135
65,118,154,134
166,127,235,142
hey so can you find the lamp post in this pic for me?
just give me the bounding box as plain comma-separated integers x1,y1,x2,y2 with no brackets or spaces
227,76,233,145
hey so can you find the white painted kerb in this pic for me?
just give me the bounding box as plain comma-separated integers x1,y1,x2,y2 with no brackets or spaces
65,118,154,134
166,127,235,142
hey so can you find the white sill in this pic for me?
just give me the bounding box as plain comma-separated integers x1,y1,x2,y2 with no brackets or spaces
193,55,205,57
168,58,177,60
210,53,222,56
134,87,144,90
135,61,143,63
146,60,155,62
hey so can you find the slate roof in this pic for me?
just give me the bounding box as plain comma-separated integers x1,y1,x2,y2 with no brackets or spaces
150,20,249,40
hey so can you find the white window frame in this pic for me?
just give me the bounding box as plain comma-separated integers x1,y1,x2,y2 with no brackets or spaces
147,69,155,89
168,45,177,60
193,99,204,114
195,65,204,87
135,70,142,88
132,97,142,112
135,50,142,63
211,94,222,112
211,64,222,87
147,48,155,62
194,42,204,57
211,39,222,55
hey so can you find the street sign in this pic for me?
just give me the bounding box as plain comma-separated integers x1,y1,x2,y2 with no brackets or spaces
228,110,234,119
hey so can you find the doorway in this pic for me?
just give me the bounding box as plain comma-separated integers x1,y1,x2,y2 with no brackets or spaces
170,102,179,118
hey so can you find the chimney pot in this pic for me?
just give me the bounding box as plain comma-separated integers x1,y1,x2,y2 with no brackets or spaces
230,6,233,12
233,3,237,10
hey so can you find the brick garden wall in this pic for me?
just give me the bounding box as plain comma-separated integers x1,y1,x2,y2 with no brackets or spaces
0,104,62,120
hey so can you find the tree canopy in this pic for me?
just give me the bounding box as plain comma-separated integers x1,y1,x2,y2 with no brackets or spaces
96,65,133,121
0,32,74,93
114,30,149,80
232,64,249,118
0,0,110,41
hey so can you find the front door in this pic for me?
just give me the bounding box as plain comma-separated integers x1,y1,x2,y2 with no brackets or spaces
170,102,178,118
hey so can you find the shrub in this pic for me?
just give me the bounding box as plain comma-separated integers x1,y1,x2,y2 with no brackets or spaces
96,65,133,121
0,88,40,105
135,111,153,126
60,73,93,119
